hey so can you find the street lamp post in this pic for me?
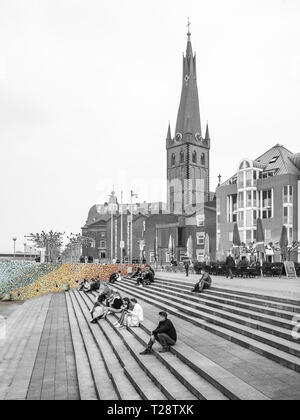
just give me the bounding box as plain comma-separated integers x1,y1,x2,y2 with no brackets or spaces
13,237,17,259
120,191,124,269
130,190,138,264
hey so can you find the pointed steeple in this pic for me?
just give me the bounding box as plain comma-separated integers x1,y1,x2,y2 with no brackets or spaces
205,122,210,141
166,122,172,141
175,22,202,138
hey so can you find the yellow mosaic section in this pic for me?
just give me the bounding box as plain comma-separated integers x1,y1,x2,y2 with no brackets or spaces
10,264,133,301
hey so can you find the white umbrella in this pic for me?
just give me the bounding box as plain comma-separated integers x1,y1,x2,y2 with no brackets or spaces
204,233,210,264
186,236,193,261
168,235,174,261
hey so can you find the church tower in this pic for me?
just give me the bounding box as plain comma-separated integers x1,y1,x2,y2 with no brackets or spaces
166,23,210,215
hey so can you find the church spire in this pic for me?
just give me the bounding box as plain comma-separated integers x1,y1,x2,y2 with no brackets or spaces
175,22,202,138
166,122,172,141
205,122,210,141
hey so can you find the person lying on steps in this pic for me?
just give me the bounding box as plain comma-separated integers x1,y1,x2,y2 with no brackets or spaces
140,311,177,354
116,298,144,329
192,268,212,293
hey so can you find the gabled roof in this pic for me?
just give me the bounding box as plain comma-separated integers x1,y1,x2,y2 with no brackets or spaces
255,144,300,175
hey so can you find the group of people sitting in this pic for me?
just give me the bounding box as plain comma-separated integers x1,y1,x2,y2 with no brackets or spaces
88,284,144,328
79,277,101,293
130,265,155,287
78,276,178,354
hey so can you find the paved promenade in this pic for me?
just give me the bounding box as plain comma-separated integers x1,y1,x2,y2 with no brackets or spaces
0,274,299,400
157,272,300,301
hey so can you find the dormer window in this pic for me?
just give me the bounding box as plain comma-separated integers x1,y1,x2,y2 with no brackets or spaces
269,156,279,164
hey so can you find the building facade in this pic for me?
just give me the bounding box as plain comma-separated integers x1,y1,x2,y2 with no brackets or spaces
216,145,300,262
81,27,216,264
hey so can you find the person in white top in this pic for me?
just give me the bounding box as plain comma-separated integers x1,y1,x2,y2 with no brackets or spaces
117,298,144,329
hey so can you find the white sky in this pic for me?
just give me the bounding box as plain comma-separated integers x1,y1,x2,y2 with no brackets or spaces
0,0,299,252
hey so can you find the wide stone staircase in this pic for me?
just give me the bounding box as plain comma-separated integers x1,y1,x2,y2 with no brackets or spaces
1,274,300,400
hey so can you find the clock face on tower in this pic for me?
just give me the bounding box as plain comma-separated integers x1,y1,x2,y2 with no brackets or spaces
184,75,190,83
175,133,182,142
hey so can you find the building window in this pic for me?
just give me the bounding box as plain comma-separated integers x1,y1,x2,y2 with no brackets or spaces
262,190,273,219
246,191,252,207
238,211,244,228
196,213,205,227
197,232,205,246
238,172,244,189
180,151,184,164
246,171,252,188
192,151,197,164
265,229,272,243
239,160,251,170
99,241,106,249
246,210,252,227
283,186,293,204
196,250,204,262
283,206,293,225
238,192,244,208
201,153,205,166
171,154,176,166
149,252,155,263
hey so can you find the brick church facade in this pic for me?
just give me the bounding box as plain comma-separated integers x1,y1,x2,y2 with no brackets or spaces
82,27,216,264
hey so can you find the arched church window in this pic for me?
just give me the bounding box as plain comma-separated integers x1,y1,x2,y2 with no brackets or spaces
180,151,184,164
201,153,205,166
171,153,176,166
192,151,197,164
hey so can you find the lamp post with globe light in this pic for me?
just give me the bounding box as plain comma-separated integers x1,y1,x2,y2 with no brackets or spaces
13,237,17,259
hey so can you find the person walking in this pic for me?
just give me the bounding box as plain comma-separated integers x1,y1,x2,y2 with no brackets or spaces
140,312,177,354
184,260,190,277
225,253,235,279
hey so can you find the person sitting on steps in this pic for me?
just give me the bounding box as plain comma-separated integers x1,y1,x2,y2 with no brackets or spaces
89,283,112,318
90,289,123,323
79,278,90,292
109,271,122,284
192,268,212,293
140,311,177,354
116,298,144,329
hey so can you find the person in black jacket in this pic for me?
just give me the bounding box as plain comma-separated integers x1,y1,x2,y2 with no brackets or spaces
140,312,177,354
225,253,235,279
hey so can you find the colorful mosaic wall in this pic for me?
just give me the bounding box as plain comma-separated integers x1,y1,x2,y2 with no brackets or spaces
0,263,136,301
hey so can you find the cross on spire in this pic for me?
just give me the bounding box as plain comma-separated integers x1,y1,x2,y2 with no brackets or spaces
187,17,191,35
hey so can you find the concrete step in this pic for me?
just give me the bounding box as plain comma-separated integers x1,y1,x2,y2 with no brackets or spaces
155,277,300,314
120,280,300,357
71,290,142,400
112,311,269,401
78,291,198,400
153,278,298,322
65,293,98,400
0,295,51,400
114,281,300,373
128,280,297,342
76,290,167,400
68,291,118,400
